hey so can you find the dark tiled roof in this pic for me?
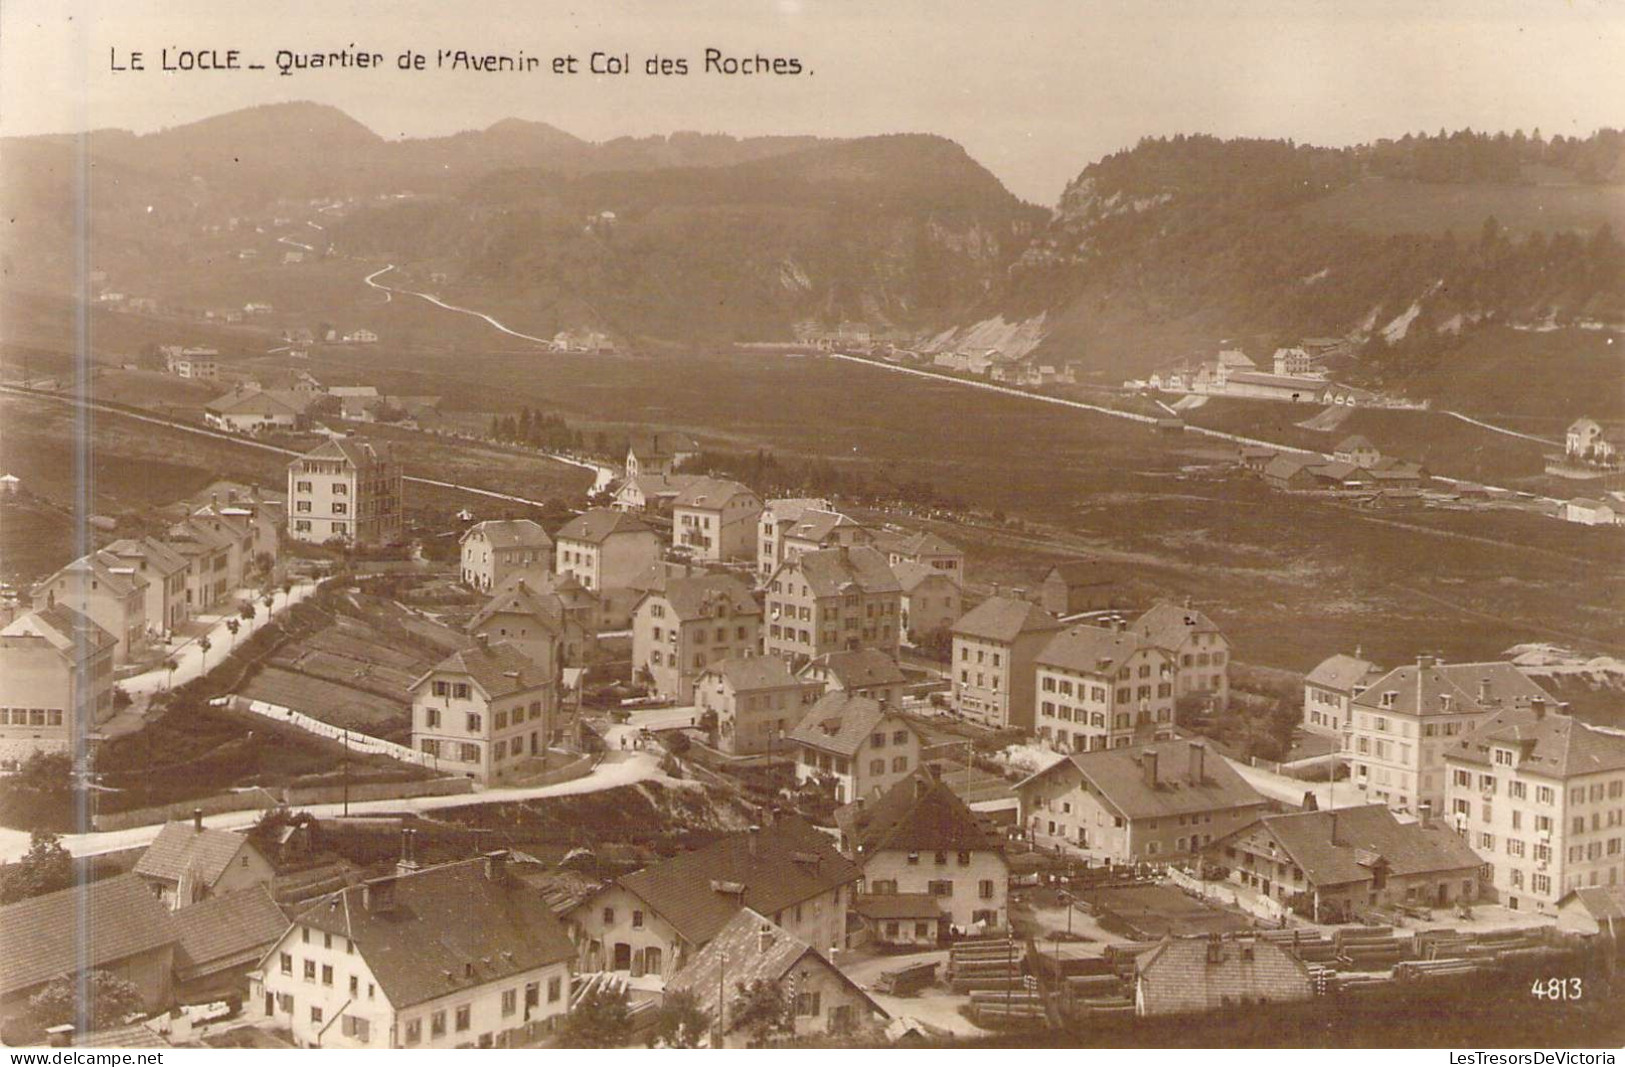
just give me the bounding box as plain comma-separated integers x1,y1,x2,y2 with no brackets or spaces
1021,739,1262,822
616,818,861,947
1034,624,1160,676
1446,708,1625,778
460,519,551,550
412,640,550,699
702,654,802,693
1352,661,1553,718
788,692,909,758
1304,653,1384,693
787,546,900,597
555,507,654,544
0,874,180,997
103,536,191,578
173,885,290,980
891,560,952,593
3,604,117,660
1045,558,1115,586
1233,805,1483,887
1136,936,1313,1015
628,431,699,459
466,580,567,635
656,574,761,623
851,894,945,920
1336,435,1376,452
951,596,1062,643
1131,601,1223,650
803,648,906,689
1560,885,1625,922
134,822,259,887
293,857,574,1010
672,476,759,510
884,530,960,558
838,769,1004,856
291,437,392,471
784,509,860,545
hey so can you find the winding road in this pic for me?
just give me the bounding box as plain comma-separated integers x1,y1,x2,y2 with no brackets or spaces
363,264,554,345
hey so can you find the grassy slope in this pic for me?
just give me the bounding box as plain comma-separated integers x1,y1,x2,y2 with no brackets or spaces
1298,176,1625,238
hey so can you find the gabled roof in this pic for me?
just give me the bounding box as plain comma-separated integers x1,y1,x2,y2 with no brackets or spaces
851,894,945,921
1018,739,1262,822
951,596,1062,643
1136,936,1313,1014
103,536,191,578
627,431,700,459
700,654,803,693
466,579,567,635
38,552,149,598
410,640,550,699
1336,435,1376,452
1352,660,1553,718
1445,707,1625,779
881,529,960,558
288,436,392,471
173,885,289,980
837,768,1004,856
762,498,835,526
1263,454,1320,480
783,509,861,545
620,472,703,500
891,560,954,594
1045,557,1115,586
1221,805,1482,887
1131,600,1223,651
672,476,759,511
783,545,900,597
653,574,761,623
205,389,306,416
290,857,574,1010
1304,653,1384,694
665,908,884,1029
1558,885,1625,922
554,507,654,545
788,692,909,758
0,874,181,997
1034,624,1161,676
134,822,260,887
615,819,862,947
801,648,907,690
459,519,552,550
1,604,117,660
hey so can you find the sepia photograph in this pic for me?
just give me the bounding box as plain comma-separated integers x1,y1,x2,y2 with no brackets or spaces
0,0,1622,1054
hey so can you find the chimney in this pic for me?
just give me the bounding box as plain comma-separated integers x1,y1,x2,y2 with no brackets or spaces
483,850,508,881
363,875,398,912
1418,801,1433,829
747,825,761,856
758,924,776,953
1478,677,1492,705
1187,741,1206,784
1142,750,1159,788
1237,935,1255,962
193,808,204,832
475,632,489,651
1531,698,1546,721
1205,932,1223,965
1416,653,1436,669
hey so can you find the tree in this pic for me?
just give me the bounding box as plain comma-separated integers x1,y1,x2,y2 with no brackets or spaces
162,657,179,689
729,978,794,1046
648,988,710,1048
226,618,241,649
558,984,632,1048
28,970,144,1031
0,830,75,904
261,592,275,614
198,635,212,671
240,602,257,624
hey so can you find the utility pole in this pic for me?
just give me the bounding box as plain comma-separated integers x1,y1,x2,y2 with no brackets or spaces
342,729,350,816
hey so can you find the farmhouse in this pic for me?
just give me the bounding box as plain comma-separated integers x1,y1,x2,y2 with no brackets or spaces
1223,371,1328,403
250,854,574,1048
625,431,700,480
790,692,923,805
1205,805,1483,922
1334,435,1382,468
1566,417,1623,467
466,575,583,673
1135,935,1313,1017
170,885,290,1002
613,472,701,514
1563,498,1617,526
204,388,308,434
1016,739,1264,862
877,529,965,585
133,815,277,910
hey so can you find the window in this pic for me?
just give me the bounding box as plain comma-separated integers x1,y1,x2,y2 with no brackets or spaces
502,988,517,1017
310,1006,323,1025
279,952,293,974
870,759,885,775
796,990,822,1017
632,909,644,929
348,976,358,996
957,851,972,866
404,1019,421,1046
303,960,316,981
892,756,908,772
341,1015,371,1042
548,976,563,1003
455,1005,471,1032
602,906,615,925
979,879,996,899
321,964,333,986
430,1011,447,1038
928,880,953,896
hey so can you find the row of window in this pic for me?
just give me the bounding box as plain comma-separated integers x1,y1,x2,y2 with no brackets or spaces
293,481,350,495
869,877,997,898
0,708,64,727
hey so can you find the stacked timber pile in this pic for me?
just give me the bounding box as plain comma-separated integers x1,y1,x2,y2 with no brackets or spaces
1464,927,1556,962
1256,928,1338,964
968,979,1046,1025
1103,941,1159,981
948,938,1025,993
1064,972,1134,1018
1334,926,1411,971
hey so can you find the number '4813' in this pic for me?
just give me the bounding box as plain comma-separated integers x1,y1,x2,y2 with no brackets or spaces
1530,978,1582,1000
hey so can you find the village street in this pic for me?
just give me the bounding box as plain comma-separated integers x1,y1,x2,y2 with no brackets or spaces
119,578,319,699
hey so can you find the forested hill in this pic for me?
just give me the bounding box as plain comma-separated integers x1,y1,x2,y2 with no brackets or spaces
946,129,1625,388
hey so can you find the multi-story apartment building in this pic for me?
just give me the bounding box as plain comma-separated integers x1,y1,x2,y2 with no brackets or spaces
466,575,586,673
0,606,116,767
631,574,761,703
1017,739,1264,862
758,498,837,577
693,654,820,757
553,508,662,627
671,477,763,563
1032,624,1177,752
762,546,901,665
1130,600,1232,711
773,510,870,572
1344,655,1555,818
163,516,236,611
893,562,962,640
32,552,148,664
789,692,922,805
251,855,575,1048
878,530,964,586
1443,699,1625,914
102,537,191,638
459,519,552,592
797,648,907,706
950,596,1064,731
286,439,402,546
408,638,556,784
1301,652,1384,738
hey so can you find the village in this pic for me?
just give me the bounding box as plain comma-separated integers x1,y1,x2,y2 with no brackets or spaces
2,395,1623,1050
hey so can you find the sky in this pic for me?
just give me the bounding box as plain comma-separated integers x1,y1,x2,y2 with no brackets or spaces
2,0,1622,204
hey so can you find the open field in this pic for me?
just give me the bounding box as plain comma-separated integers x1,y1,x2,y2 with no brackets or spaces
1297,176,1625,238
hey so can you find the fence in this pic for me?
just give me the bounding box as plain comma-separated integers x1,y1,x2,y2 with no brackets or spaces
224,697,434,767
92,775,478,831
1167,865,1293,924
